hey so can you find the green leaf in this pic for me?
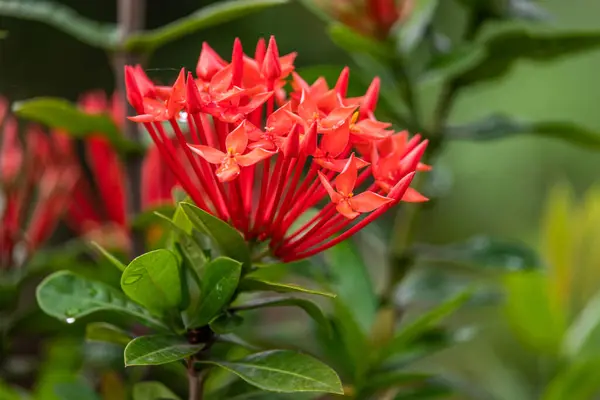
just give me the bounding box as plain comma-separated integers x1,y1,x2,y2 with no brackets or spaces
361,372,430,394
541,358,600,400
395,0,439,54
90,241,126,272
454,26,600,87
325,241,377,334
232,297,329,331
121,249,182,315
198,350,343,394
53,381,101,400
180,202,251,268
125,0,288,52
190,257,242,327
238,278,335,298
328,23,394,61
446,114,600,150
85,322,131,347
36,271,168,330
13,98,140,154
210,313,244,334
124,334,204,366
563,288,600,360
380,289,472,361
133,382,180,400
0,380,27,400
504,271,566,354
132,205,175,231
0,0,117,49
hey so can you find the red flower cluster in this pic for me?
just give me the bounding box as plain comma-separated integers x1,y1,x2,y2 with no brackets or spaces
0,97,77,268
65,92,180,251
125,37,429,262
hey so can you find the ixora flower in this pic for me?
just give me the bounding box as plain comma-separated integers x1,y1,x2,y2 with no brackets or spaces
313,0,414,39
125,36,429,262
64,91,180,251
0,97,77,269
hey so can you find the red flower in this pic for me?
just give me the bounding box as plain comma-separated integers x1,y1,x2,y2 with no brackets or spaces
125,36,429,262
0,97,77,269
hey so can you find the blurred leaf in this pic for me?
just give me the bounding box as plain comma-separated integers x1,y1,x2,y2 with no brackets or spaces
121,249,182,315
447,26,600,87
90,242,126,272
53,381,100,400
198,350,343,394
33,338,83,400
125,0,288,52
124,334,204,366
0,0,117,49
541,358,600,400
446,114,600,150
180,202,251,268
328,23,394,61
361,372,430,394
392,381,454,400
133,382,181,400
100,372,126,400
324,241,378,334
238,278,335,298
233,296,329,332
85,322,131,347
504,271,566,354
189,257,242,328
0,380,28,400
13,98,140,154
0,31,6,39
380,289,472,361
563,288,600,360
210,313,244,334
36,271,168,330
132,205,175,231
415,235,542,272
395,0,439,54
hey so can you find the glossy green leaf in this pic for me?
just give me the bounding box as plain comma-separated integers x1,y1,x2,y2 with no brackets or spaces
328,23,394,61
232,297,329,331
325,241,377,334
542,358,600,400
121,249,182,315
189,257,241,327
90,241,126,272
12,98,140,154
563,288,600,360
133,382,180,400
210,313,244,334
0,0,117,49
85,322,131,347
504,271,566,353
124,334,204,366
395,0,439,54
452,26,600,87
238,278,335,298
180,202,251,267
36,271,167,330
446,114,600,150
198,350,343,394
125,0,288,52
381,289,472,361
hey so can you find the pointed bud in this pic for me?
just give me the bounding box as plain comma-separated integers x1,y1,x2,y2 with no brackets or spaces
301,122,318,155
262,36,282,81
186,72,203,114
196,42,226,81
389,172,416,201
133,65,155,97
360,77,380,118
231,38,244,87
255,37,266,67
124,66,144,112
167,69,186,119
399,140,428,175
283,124,300,159
291,72,310,93
334,67,350,98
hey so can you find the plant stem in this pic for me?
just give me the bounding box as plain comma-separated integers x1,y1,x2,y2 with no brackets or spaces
116,0,146,257
187,358,200,400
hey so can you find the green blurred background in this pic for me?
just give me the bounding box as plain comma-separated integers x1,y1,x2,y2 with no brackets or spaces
2,0,599,250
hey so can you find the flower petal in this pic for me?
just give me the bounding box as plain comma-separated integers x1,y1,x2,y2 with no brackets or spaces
319,105,356,131
336,201,360,220
128,114,156,123
317,171,342,204
401,187,429,202
350,191,393,212
226,122,249,154
216,159,241,182
335,154,357,195
188,144,226,164
321,120,349,157
235,148,275,167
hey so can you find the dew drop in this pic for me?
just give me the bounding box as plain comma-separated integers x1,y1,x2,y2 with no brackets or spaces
66,318,76,324
123,274,143,285
178,111,188,123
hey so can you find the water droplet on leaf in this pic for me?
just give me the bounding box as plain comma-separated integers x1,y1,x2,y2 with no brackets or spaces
123,274,143,285
66,318,76,324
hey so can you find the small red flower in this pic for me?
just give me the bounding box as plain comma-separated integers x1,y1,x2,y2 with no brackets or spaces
125,36,430,262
